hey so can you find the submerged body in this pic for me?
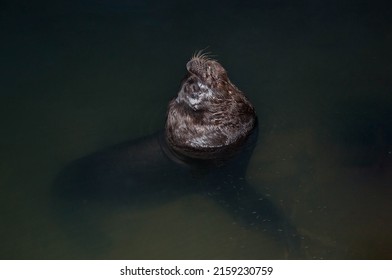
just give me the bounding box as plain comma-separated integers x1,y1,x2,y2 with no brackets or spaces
54,52,301,258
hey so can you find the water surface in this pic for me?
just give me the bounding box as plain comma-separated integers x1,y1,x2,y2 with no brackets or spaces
1,0,391,259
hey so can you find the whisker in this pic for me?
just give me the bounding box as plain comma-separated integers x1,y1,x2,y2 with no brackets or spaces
191,47,217,61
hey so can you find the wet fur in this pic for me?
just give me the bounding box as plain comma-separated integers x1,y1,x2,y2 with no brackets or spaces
166,54,256,158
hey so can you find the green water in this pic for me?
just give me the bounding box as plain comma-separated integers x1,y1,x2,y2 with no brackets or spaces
1,0,391,259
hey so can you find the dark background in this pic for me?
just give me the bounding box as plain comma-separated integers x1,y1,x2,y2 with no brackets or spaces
1,0,391,259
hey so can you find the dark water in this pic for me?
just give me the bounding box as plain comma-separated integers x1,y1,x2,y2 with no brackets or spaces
1,0,391,259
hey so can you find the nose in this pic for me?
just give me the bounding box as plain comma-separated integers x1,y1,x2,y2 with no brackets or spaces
186,60,194,72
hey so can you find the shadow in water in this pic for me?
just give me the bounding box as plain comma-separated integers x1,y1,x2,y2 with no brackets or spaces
52,127,303,258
